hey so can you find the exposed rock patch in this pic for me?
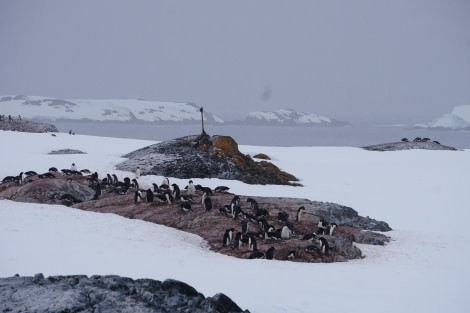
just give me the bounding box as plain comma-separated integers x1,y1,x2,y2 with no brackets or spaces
0,118,58,133
0,173,391,263
116,133,300,185
49,149,87,155
363,140,458,151
0,274,249,313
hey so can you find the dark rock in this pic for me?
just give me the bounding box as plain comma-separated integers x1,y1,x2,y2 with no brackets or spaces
0,119,58,133
362,141,457,151
0,274,250,313
116,134,300,186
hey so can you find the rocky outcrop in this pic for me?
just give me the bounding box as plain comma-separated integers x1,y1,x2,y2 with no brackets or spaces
0,274,249,313
0,173,391,263
363,140,458,151
0,118,58,133
116,133,300,186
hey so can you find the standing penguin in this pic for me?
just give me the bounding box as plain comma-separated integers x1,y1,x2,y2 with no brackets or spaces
145,188,154,203
171,183,180,200
70,163,77,172
202,191,212,211
296,206,306,222
134,190,143,204
241,220,248,234
135,167,141,179
187,180,196,195
266,247,276,260
318,237,330,254
233,232,242,250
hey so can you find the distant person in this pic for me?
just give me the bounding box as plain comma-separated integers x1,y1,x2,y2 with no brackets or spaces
18,115,21,120
69,130,72,135
71,163,77,171
8,115,12,122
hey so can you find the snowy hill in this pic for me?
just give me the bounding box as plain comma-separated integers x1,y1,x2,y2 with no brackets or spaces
241,108,348,126
415,104,470,130
0,95,223,124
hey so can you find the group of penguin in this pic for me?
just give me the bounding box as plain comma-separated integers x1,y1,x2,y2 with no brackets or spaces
216,195,337,260
2,164,338,261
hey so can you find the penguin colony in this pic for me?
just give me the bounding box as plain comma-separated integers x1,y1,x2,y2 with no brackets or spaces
1,165,339,262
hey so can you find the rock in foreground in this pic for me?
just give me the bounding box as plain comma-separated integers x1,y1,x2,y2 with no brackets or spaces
0,274,250,313
117,133,300,185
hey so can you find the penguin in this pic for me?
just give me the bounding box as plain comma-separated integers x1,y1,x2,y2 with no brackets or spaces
231,204,242,219
231,195,241,206
248,251,264,259
17,172,25,185
241,220,248,234
214,186,230,193
187,180,196,195
134,190,143,204
180,194,193,203
145,188,154,203
171,183,180,200
222,230,231,247
112,174,119,185
265,247,276,260
92,183,102,200
59,193,82,205
277,211,289,223
161,177,169,187
164,191,174,204
327,223,337,236
38,172,55,179
296,206,306,222
287,250,296,259
249,235,258,251
226,228,235,243
318,237,330,254
152,183,161,193
246,197,258,210
24,171,37,177
132,178,139,190
180,202,192,213
219,205,230,216
255,208,269,219
106,174,113,186
70,163,77,171
80,169,91,174
280,225,291,239
49,167,58,173
2,176,15,183
233,232,242,249
301,233,317,242
202,191,212,211
135,167,141,179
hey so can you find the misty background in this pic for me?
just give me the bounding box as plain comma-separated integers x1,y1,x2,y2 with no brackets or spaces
1,0,469,124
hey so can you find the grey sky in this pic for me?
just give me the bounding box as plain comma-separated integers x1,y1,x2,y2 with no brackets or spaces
1,0,469,123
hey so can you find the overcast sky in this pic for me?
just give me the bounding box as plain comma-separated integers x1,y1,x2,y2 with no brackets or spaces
1,1,469,123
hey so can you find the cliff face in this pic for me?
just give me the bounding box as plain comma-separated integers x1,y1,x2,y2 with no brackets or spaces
116,133,300,185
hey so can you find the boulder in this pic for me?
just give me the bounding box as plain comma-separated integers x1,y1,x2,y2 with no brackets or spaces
0,274,250,313
116,134,300,186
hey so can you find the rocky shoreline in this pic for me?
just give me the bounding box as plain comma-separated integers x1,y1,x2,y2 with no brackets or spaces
0,274,250,313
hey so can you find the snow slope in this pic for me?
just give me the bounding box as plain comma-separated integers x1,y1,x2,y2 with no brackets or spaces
0,95,223,123
0,130,469,313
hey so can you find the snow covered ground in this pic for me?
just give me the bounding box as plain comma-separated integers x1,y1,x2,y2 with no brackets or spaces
1,130,469,313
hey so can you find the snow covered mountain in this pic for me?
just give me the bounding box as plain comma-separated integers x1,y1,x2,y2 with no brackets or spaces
240,109,349,126
415,104,470,130
0,95,223,124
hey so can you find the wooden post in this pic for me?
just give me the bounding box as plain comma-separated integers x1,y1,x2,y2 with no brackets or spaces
200,107,206,135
